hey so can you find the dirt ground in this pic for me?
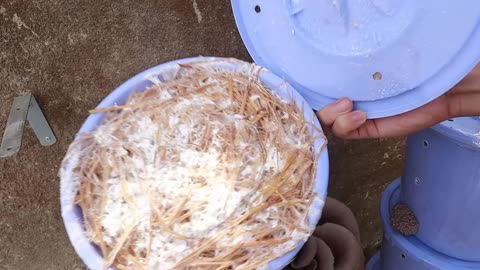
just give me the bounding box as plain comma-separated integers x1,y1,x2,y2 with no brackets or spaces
0,1,404,269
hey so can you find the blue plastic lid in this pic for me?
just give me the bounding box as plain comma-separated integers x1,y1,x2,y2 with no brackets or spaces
232,1,480,118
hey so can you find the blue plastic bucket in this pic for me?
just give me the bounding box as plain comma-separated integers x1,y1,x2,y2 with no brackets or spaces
60,57,329,270
401,117,480,261
370,179,480,270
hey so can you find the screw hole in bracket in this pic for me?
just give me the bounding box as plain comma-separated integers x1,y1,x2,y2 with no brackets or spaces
255,5,261,13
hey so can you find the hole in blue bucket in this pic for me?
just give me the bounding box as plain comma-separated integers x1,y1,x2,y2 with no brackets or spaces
373,72,382,80
448,119,454,122
423,140,429,148
415,177,421,186
401,253,407,259
255,5,261,13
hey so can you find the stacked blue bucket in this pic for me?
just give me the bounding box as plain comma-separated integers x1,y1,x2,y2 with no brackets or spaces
367,117,480,270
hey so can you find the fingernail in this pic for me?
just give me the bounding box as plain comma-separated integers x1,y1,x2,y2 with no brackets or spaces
351,110,366,123
332,98,350,113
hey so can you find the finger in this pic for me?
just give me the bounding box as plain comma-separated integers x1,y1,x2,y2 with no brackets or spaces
343,96,451,139
449,64,480,94
316,98,353,129
451,76,480,94
448,92,480,117
368,96,450,138
469,63,480,77
331,110,367,138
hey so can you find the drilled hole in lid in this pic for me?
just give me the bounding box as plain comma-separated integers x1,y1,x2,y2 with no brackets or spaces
373,72,382,80
255,5,261,13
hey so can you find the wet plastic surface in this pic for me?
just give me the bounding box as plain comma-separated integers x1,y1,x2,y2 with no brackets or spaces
232,0,480,118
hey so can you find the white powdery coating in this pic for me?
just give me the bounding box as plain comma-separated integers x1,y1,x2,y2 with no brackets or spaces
63,61,321,269
93,89,282,267
149,232,189,269
59,149,83,213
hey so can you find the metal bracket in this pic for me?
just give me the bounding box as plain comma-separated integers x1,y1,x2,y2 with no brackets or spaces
0,94,56,158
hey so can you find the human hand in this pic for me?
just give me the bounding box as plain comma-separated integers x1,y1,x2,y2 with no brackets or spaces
316,64,480,139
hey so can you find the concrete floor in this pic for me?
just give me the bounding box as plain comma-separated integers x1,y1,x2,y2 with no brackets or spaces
0,1,405,269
